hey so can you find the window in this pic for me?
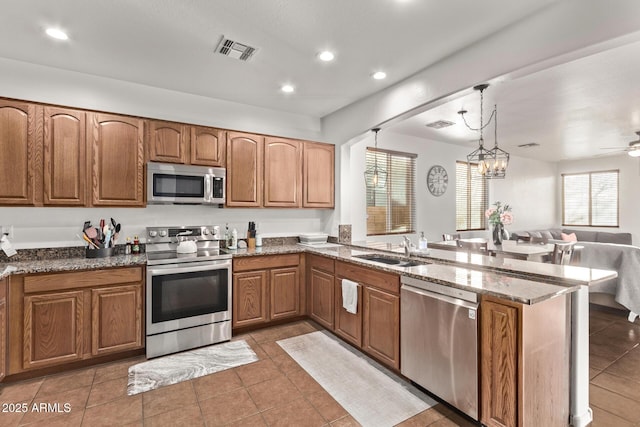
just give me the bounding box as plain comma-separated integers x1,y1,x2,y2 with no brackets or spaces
456,161,487,231
366,148,416,235
562,170,619,227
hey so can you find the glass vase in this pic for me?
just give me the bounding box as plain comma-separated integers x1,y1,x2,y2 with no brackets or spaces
492,223,505,245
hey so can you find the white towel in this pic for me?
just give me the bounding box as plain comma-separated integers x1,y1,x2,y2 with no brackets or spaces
342,279,359,314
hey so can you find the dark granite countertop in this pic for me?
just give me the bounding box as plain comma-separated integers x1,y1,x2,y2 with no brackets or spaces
0,242,618,305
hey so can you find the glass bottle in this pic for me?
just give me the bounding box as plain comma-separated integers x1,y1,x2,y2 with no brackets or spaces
418,231,428,250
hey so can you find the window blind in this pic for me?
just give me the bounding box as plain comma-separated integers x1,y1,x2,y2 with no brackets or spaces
456,161,487,231
366,148,416,235
563,170,619,227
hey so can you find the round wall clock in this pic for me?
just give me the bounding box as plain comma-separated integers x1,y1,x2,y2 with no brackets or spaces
427,165,448,196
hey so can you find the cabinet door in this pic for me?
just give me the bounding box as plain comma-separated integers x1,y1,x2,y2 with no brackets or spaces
43,107,87,205
23,291,84,370
264,137,302,207
88,113,145,206
226,132,263,207
0,278,5,381
309,268,334,330
91,284,143,356
303,142,334,208
363,286,400,370
334,278,362,347
233,270,269,328
0,100,39,205
191,126,225,167
270,267,300,320
480,299,518,427
148,120,188,164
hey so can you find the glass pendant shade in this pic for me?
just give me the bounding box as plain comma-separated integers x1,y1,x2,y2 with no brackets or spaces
364,128,387,188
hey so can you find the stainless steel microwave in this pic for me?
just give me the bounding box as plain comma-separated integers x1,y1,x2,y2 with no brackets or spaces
147,162,225,205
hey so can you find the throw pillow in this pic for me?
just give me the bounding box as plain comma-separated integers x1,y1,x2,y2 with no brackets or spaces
561,232,577,242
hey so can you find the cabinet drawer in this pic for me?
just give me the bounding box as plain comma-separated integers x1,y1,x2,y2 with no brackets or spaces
233,254,300,272
24,267,144,294
336,261,400,295
307,254,335,274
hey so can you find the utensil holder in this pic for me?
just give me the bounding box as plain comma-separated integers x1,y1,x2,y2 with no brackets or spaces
86,247,115,258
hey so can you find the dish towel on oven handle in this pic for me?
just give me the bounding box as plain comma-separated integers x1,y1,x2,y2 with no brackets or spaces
342,279,359,314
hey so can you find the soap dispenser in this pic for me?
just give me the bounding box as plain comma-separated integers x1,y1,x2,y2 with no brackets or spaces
418,231,428,250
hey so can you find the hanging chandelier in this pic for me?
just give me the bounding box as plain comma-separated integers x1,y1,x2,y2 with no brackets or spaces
364,128,387,188
458,84,509,179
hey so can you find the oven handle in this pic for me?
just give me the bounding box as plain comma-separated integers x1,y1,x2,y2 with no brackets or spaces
148,261,231,276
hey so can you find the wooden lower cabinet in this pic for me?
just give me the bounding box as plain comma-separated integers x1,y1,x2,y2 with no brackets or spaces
23,290,84,370
91,285,142,356
309,267,335,330
7,266,144,375
270,267,300,320
480,294,570,427
233,270,269,328
334,277,362,347
232,254,302,330
363,286,400,370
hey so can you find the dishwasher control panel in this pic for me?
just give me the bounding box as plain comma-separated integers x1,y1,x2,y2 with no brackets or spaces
401,276,478,303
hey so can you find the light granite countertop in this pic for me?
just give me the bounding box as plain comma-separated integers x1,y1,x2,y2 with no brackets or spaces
0,242,618,305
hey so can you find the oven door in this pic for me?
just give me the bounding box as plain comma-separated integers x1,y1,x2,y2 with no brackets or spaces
146,259,231,335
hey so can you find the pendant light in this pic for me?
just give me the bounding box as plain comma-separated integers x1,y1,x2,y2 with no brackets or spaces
364,128,387,188
458,84,509,179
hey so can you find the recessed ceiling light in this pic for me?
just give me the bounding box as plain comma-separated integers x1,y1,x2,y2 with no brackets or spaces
46,28,68,40
318,51,335,62
281,84,295,93
372,71,387,80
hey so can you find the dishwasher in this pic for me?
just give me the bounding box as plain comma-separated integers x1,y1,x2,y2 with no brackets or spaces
400,276,478,420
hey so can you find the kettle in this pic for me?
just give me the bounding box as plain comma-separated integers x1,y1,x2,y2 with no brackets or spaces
176,230,198,253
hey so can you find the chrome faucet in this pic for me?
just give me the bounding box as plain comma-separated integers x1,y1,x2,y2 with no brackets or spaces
402,236,414,256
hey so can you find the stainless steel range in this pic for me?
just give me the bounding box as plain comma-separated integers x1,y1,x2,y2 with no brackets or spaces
145,225,232,358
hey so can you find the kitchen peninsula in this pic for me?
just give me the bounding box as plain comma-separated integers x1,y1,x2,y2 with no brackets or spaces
0,240,616,427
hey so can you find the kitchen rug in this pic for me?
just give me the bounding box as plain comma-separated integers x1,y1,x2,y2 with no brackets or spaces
127,340,258,395
277,331,435,427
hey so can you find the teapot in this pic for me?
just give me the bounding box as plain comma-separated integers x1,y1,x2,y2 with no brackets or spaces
176,230,198,253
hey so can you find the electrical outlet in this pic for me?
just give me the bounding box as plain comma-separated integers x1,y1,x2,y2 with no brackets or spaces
1,225,14,239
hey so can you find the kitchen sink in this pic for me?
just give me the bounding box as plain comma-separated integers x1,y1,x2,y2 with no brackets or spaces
353,254,429,267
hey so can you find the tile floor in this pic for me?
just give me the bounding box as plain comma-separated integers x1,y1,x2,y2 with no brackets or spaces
0,307,637,426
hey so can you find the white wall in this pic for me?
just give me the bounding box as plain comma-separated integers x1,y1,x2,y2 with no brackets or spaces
0,58,335,249
0,206,332,249
345,132,557,244
557,154,640,243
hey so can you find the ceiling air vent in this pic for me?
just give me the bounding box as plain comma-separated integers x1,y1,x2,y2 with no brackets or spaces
216,37,256,61
517,142,540,148
425,120,455,129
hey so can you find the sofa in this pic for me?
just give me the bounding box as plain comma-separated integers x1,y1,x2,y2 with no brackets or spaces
509,228,639,317
509,228,632,245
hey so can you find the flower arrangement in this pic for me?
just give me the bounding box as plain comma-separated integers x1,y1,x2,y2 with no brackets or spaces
485,201,513,226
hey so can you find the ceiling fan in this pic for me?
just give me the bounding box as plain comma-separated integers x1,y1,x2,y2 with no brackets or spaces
600,131,640,157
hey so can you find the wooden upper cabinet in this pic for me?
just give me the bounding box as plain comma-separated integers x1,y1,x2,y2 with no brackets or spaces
0,100,40,205
264,137,302,207
191,126,225,167
88,113,145,206
303,141,334,208
43,107,86,206
226,132,264,207
147,120,188,164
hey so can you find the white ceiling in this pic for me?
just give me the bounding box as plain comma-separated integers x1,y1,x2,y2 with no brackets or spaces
1,1,639,162
389,39,640,162
0,0,556,118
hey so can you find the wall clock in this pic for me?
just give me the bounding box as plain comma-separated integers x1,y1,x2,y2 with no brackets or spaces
427,165,448,196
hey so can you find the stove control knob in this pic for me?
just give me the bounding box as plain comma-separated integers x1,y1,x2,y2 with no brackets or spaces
159,230,167,237
202,228,210,235
148,230,158,238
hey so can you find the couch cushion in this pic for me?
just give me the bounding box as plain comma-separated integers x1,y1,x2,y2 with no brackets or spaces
548,228,564,240
528,231,543,238
539,230,554,240
564,229,597,242
561,232,578,242
596,231,632,245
